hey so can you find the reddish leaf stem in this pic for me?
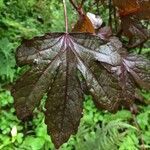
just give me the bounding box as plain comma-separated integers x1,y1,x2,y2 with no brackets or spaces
69,0,84,15
69,0,78,11
80,0,86,8
108,0,112,29
113,6,118,32
63,0,68,33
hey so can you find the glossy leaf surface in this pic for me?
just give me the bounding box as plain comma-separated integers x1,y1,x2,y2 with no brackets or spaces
12,33,150,148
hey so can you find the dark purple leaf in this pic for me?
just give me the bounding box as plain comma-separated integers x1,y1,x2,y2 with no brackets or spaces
107,50,150,105
120,16,150,47
11,32,150,148
97,26,112,40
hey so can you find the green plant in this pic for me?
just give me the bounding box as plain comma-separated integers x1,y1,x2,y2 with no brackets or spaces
0,91,150,150
0,38,16,82
0,90,53,150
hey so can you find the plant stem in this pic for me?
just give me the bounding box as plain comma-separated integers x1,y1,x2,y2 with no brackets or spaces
69,0,78,11
63,0,68,33
108,0,112,29
113,6,118,32
80,0,86,8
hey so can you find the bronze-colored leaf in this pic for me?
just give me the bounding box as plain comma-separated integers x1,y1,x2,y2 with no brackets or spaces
113,0,140,16
133,0,150,20
72,14,95,33
113,0,150,19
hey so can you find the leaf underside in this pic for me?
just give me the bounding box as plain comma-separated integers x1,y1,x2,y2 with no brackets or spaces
11,33,150,148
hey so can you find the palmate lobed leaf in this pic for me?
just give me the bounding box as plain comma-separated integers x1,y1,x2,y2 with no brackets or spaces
11,32,150,148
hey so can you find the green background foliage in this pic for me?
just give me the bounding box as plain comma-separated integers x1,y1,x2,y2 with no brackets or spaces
0,0,150,149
